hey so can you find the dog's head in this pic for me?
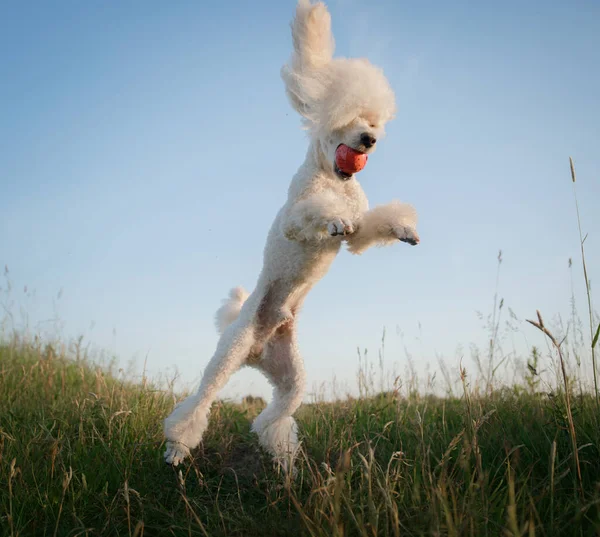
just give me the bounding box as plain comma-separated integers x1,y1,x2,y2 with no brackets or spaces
281,0,396,179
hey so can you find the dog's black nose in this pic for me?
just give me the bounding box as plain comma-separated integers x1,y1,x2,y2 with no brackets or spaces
360,133,377,148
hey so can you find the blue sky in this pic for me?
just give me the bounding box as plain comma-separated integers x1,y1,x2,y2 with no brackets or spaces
1,1,599,398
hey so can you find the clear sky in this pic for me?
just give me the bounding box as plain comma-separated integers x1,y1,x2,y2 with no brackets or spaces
1,1,599,399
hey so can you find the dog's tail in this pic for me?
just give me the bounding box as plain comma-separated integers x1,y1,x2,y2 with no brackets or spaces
214,286,249,334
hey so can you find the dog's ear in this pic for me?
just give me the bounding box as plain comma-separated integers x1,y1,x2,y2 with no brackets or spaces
281,1,334,123
280,66,319,122
290,0,334,69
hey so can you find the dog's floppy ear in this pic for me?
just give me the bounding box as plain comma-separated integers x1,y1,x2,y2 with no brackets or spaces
280,77,313,120
290,0,334,69
281,0,334,123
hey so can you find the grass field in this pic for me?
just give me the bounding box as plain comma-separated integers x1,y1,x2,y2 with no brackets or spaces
1,160,599,536
1,336,599,537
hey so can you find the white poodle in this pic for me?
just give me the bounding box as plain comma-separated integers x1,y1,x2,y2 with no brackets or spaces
163,0,419,471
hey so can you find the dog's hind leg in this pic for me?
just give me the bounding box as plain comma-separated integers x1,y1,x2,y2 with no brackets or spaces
163,319,256,466
251,322,306,474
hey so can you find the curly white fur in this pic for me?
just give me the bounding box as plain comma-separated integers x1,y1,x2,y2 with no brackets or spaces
215,286,250,334
346,201,419,255
163,0,419,472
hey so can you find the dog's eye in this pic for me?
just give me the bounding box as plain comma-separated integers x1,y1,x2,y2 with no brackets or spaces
369,124,376,128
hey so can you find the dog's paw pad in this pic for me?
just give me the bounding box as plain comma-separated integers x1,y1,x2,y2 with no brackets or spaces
328,218,354,237
164,441,190,466
394,226,420,246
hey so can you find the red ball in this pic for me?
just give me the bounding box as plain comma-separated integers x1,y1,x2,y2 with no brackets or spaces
335,144,368,174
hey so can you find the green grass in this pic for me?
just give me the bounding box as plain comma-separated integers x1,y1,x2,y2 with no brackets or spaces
1,158,598,535
1,339,599,537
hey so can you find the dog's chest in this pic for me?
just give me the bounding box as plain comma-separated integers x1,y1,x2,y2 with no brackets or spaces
336,180,369,217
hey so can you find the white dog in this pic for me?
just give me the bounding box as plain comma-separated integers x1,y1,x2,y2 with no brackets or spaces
163,0,419,471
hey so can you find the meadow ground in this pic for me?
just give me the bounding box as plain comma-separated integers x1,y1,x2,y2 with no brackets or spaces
1,337,599,537
1,160,599,536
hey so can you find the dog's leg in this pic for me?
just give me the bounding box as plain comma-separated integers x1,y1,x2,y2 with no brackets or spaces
163,320,255,466
251,323,306,474
346,201,419,255
282,190,355,242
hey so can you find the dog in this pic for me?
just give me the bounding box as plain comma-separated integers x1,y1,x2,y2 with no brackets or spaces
163,0,419,472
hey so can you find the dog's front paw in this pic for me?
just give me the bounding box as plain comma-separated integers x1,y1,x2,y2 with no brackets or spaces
393,225,420,246
164,441,190,466
327,218,354,237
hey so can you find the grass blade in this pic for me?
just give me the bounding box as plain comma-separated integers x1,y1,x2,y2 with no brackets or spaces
592,323,600,349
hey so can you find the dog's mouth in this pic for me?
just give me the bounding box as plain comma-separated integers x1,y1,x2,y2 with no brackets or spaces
334,144,368,180
334,163,354,180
